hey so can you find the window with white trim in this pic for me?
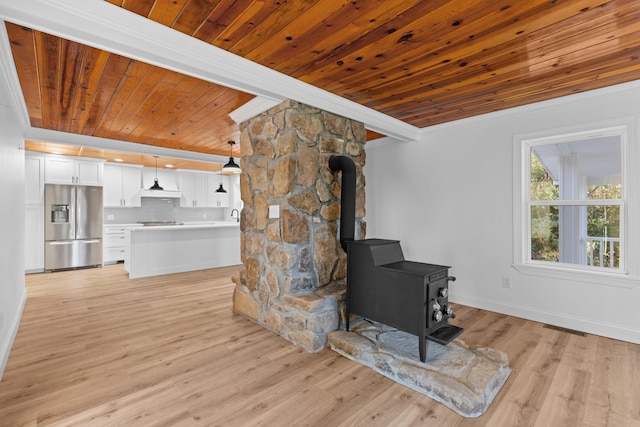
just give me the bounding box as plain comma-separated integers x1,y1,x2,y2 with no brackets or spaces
513,119,639,287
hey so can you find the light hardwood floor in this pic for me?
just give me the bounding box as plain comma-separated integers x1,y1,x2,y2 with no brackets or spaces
0,265,638,426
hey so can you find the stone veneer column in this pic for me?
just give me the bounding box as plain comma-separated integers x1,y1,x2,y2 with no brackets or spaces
232,100,366,352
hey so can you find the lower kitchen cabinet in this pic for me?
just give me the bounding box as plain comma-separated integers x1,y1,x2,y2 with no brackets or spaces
25,204,44,272
124,223,240,278
103,225,139,264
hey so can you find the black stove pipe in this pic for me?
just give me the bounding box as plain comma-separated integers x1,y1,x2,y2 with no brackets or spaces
329,155,356,252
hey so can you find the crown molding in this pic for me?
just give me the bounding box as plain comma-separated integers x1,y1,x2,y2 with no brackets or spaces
0,0,419,142
0,19,30,129
364,136,408,149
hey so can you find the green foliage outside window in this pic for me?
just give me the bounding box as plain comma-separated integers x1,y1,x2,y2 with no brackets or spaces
530,155,559,201
530,155,559,261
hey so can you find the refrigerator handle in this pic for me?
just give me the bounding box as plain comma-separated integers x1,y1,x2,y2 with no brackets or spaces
70,185,77,238
48,239,100,245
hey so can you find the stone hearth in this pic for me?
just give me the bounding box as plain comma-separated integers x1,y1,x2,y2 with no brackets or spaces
329,320,511,418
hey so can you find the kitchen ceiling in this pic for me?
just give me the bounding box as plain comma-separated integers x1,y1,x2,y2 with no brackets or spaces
23,140,223,172
3,0,640,159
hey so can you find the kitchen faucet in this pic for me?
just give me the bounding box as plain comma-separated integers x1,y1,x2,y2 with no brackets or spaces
231,208,240,223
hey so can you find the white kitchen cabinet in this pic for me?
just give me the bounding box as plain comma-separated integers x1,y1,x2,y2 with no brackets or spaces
25,153,45,203
25,153,45,273
25,204,45,272
142,167,178,191
124,223,240,278
103,163,143,207
103,226,127,264
209,174,230,207
178,170,211,207
45,156,104,185
103,224,142,264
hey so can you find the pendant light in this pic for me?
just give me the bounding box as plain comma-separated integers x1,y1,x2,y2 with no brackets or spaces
222,140,241,174
215,169,227,193
149,155,164,190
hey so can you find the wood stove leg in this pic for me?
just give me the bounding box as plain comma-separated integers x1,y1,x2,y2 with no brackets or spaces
419,335,426,363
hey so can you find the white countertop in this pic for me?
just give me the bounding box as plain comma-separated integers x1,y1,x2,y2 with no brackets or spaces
127,221,240,231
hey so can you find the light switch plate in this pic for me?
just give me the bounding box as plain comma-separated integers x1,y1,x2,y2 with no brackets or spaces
268,205,280,219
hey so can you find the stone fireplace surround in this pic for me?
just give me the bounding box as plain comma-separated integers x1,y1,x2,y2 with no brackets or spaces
231,100,511,417
232,100,366,352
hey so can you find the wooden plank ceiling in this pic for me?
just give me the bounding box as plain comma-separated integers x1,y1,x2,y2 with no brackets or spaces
23,141,222,172
6,0,640,161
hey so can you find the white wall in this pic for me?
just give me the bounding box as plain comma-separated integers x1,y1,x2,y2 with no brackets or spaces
365,81,640,344
0,77,27,379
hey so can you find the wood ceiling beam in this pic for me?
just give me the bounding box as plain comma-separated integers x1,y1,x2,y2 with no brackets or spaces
0,0,419,142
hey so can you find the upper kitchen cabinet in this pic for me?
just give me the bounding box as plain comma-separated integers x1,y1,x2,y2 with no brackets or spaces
104,163,143,207
142,167,178,191
178,170,210,207
45,156,104,185
209,174,230,208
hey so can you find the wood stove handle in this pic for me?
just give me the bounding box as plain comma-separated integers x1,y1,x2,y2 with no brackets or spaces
446,276,457,282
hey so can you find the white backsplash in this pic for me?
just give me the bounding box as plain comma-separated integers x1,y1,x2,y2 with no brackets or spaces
140,198,179,222
104,198,227,224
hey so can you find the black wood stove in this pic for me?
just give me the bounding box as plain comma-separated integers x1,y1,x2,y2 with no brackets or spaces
329,155,463,363
346,239,463,362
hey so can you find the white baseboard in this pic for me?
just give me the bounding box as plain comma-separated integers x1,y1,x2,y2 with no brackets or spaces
0,286,27,381
449,293,640,345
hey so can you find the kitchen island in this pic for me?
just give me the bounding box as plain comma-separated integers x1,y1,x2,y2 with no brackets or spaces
124,222,240,279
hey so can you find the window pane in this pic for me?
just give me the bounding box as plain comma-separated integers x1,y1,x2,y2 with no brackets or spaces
530,204,620,268
531,205,559,262
586,205,620,268
530,136,621,201
530,153,558,201
586,183,622,200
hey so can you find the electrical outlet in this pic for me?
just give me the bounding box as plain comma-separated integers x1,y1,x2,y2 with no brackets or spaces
502,277,511,288
269,205,280,219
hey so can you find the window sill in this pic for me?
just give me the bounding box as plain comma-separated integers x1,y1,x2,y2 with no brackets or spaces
512,263,640,289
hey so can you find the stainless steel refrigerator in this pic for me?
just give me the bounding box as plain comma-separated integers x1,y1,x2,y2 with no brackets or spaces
45,184,103,271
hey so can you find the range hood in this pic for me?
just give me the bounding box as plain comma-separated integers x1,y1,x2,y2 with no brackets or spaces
141,156,182,198
139,189,182,198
